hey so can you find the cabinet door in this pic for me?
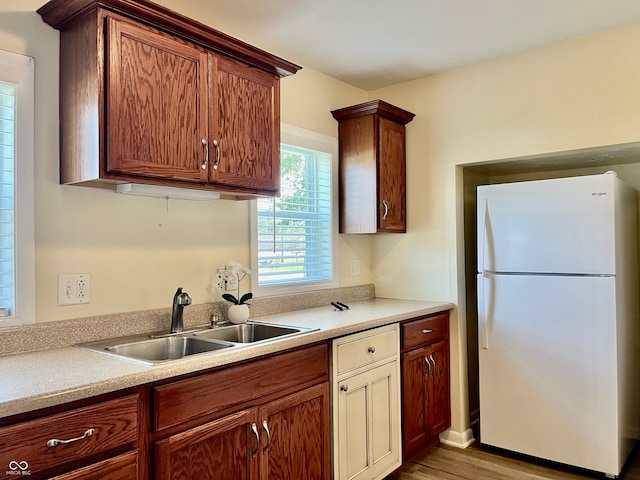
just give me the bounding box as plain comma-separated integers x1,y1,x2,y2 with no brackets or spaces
337,115,378,234
401,346,429,460
426,340,450,436
401,340,451,460
212,56,280,193
336,361,401,480
155,410,257,480
377,117,406,232
105,16,209,182
258,383,330,480
50,451,138,480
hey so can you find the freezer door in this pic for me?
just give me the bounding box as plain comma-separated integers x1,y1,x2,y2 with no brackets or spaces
477,174,616,275
478,273,621,475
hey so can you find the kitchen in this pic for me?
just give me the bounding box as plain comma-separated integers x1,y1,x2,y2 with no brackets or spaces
2,0,640,478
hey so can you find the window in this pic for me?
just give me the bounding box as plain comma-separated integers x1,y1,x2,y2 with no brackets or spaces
0,49,35,327
251,125,337,294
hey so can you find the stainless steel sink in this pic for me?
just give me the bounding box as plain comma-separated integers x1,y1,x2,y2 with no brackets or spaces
76,321,315,365
78,334,233,365
192,322,312,343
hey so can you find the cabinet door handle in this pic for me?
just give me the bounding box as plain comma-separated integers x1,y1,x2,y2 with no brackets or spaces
251,423,260,458
430,354,436,371
340,384,349,392
46,428,95,447
382,200,389,220
262,420,271,453
212,140,220,170
422,329,433,334
367,346,376,354
424,356,432,376
201,139,209,170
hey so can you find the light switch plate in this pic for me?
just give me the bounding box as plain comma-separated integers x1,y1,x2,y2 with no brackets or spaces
58,273,91,306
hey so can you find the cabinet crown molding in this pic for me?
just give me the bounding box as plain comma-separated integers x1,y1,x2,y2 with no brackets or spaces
331,99,415,125
37,0,301,77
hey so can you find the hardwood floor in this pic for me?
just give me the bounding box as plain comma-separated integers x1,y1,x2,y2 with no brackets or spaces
386,443,640,480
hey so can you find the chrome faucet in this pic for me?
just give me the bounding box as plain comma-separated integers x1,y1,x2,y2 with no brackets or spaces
170,287,192,333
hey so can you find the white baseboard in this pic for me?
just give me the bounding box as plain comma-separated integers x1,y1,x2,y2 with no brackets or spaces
439,428,475,449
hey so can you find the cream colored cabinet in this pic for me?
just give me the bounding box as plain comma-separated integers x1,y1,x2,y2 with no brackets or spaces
332,324,401,480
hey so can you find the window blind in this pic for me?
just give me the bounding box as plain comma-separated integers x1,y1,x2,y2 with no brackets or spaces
256,144,332,286
0,82,15,315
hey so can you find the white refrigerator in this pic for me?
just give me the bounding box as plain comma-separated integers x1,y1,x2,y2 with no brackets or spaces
477,172,640,477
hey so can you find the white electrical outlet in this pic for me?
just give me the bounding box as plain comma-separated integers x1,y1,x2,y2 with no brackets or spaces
225,273,239,291
58,273,91,306
349,258,361,277
216,267,239,291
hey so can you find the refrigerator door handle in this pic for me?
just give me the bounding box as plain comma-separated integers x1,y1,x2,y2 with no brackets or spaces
478,197,488,273
478,273,490,349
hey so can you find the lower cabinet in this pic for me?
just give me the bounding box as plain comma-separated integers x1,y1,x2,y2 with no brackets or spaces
400,312,451,461
259,384,329,479
332,324,402,480
155,384,329,479
50,451,139,480
155,410,256,479
0,394,140,480
0,314,452,480
153,342,330,480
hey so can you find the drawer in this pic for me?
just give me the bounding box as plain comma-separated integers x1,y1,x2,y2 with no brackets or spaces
154,343,329,431
50,450,138,480
0,394,138,477
402,312,449,350
334,324,398,376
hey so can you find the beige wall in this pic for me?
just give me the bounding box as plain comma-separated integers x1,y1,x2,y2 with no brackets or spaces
4,0,640,440
371,23,640,434
0,1,371,323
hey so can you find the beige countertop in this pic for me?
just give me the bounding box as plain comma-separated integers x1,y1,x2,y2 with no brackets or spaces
0,298,452,419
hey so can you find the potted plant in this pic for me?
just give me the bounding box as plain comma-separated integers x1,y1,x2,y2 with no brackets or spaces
220,261,252,324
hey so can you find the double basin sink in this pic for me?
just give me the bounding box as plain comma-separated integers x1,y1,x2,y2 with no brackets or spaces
78,322,314,365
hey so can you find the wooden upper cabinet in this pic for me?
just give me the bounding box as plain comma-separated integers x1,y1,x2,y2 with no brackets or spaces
106,17,209,183
212,56,280,192
378,117,407,232
37,0,300,198
332,100,414,233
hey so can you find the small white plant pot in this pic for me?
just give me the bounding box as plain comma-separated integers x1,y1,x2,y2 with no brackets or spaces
228,304,250,324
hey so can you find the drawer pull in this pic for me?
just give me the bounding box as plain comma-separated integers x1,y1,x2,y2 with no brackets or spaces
367,346,376,354
340,385,349,392
422,329,433,334
46,428,95,447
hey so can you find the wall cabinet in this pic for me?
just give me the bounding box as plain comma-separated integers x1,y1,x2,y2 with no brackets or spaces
0,394,140,479
331,100,415,233
400,312,451,461
332,324,402,480
37,0,298,198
